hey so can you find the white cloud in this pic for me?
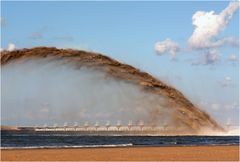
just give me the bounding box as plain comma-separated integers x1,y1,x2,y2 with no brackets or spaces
154,39,180,60
225,76,232,81
210,37,239,48
203,49,220,64
228,54,238,62
7,43,16,51
154,2,238,65
188,2,239,49
192,49,221,65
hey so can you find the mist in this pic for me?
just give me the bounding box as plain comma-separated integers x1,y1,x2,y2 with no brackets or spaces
2,58,174,127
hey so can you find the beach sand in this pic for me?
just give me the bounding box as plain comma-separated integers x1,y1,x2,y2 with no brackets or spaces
1,145,239,161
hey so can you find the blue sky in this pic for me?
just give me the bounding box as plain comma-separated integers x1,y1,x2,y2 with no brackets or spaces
1,1,239,126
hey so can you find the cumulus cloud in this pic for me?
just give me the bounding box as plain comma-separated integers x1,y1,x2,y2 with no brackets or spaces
203,49,221,64
188,1,239,49
155,2,238,64
224,76,232,82
154,39,180,60
191,49,220,65
0,43,16,52
211,37,239,48
7,43,16,51
228,54,238,62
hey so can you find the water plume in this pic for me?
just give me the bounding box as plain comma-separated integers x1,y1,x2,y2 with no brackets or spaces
1,47,223,134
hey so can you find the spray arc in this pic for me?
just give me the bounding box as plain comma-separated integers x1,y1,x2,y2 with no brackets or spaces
1,47,224,134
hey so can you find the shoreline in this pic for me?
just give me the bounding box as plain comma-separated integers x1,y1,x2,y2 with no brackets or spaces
1,143,240,149
1,145,239,161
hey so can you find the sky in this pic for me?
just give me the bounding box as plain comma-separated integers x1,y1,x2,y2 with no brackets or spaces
1,1,239,126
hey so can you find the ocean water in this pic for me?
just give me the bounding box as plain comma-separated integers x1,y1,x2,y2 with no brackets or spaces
1,132,239,149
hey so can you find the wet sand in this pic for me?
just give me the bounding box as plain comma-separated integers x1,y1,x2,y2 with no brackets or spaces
1,145,239,161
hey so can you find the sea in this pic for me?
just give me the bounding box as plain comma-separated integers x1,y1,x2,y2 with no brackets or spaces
1,132,239,149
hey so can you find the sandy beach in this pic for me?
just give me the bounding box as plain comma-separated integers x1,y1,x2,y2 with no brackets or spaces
1,145,239,161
